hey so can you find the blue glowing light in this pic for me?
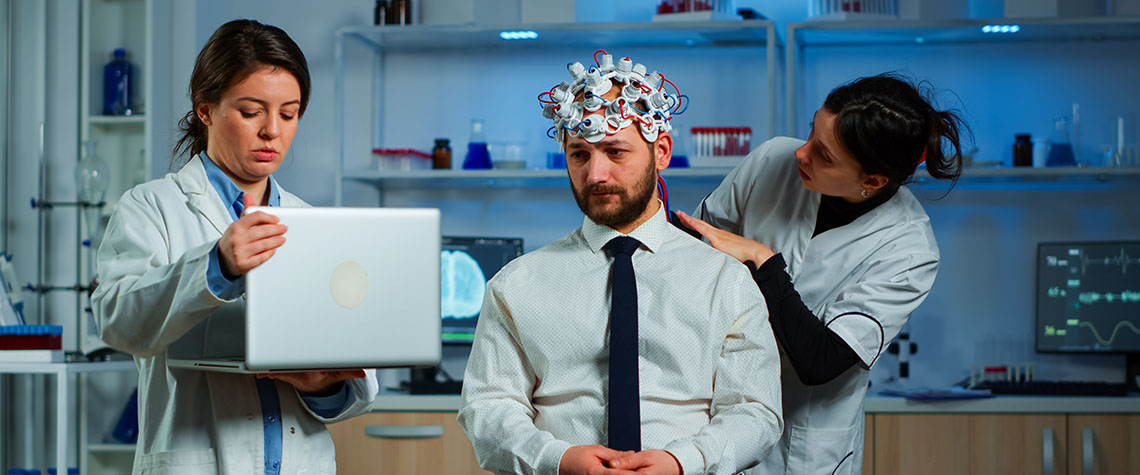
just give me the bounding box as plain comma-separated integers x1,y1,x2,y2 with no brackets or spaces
499,30,538,40
982,24,1021,34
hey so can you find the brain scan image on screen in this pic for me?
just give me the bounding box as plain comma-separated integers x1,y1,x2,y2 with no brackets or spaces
441,250,486,319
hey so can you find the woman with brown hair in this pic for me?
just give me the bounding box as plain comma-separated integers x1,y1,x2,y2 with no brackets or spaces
92,19,376,474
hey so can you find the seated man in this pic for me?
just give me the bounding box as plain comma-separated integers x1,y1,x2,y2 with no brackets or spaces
458,52,783,475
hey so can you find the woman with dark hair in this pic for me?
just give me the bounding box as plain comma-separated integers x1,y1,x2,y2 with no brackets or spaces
677,73,968,474
92,19,377,473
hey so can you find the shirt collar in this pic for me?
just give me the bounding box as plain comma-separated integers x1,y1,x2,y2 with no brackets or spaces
200,152,280,222
581,202,667,255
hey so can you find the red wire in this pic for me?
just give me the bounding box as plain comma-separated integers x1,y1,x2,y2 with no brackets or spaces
593,49,608,66
638,83,653,93
662,77,681,96
537,91,557,104
618,99,652,126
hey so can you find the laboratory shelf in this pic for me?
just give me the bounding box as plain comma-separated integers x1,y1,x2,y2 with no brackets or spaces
88,443,137,453
342,166,735,190
338,20,777,53
88,115,145,126
344,165,1140,191
911,166,1140,184
788,16,1140,47
333,20,778,205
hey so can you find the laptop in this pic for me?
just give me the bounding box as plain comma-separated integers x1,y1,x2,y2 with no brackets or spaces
169,207,442,373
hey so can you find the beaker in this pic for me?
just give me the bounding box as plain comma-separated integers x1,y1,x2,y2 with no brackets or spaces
1046,117,1076,167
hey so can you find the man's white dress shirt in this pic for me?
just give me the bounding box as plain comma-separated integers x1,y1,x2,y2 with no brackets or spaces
459,205,783,475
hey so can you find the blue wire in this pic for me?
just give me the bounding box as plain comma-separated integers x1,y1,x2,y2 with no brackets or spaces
546,126,557,139
674,94,690,115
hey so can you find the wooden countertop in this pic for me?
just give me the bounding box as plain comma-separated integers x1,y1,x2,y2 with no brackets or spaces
369,394,1140,414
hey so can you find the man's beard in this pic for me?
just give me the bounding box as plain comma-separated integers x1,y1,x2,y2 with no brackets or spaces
571,159,656,229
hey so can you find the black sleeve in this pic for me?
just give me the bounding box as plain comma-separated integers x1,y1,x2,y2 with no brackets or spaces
745,254,861,386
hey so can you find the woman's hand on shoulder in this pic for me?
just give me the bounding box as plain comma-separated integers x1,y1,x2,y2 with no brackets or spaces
675,211,775,266
217,193,288,278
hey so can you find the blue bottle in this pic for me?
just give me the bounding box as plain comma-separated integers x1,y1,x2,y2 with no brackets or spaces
103,48,133,115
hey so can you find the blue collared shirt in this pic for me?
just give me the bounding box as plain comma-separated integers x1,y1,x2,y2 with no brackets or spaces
199,153,352,475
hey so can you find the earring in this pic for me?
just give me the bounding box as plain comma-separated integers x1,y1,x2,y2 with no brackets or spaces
860,189,869,198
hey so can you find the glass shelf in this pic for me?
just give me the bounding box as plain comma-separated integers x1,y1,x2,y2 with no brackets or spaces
88,443,136,454
339,20,777,53
344,165,1140,190
343,166,735,189
88,115,145,126
789,16,1140,46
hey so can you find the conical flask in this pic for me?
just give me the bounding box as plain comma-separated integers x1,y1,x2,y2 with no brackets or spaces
75,140,111,247
1046,117,1076,167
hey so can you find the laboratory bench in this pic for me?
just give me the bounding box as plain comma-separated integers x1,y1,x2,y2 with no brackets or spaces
328,394,1140,475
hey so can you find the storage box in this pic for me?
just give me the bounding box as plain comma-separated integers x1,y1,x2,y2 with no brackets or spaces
1116,0,1140,15
808,0,898,21
1004,0,1105,18
521,0,574,23
898,0,967,20
372,149,431,171
421,0,520,26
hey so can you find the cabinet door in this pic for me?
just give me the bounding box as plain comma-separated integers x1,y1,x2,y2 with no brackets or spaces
863,415,874,475
328,411,488,475
874,414,1067,475
1067,415,1140,475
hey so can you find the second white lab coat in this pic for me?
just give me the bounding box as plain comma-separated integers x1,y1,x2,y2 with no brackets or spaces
698,137,940,475
92,155,378,475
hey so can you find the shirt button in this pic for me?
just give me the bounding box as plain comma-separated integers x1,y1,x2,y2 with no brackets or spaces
267,415,276,424
273,461,280,469
246,412,254,420
289,426,296,435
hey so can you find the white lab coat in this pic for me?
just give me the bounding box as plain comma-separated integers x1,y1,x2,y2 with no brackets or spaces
697,137,939,475
92,156,378,475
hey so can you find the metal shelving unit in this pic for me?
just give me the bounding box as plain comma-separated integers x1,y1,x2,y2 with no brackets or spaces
333,20,778,205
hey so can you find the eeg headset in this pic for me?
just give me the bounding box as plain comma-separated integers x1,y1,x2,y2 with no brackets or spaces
539,50,690,222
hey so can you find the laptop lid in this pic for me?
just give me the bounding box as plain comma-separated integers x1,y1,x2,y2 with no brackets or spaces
241,206,441,371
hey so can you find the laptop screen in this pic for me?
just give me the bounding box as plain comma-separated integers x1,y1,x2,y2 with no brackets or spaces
441,236,524,344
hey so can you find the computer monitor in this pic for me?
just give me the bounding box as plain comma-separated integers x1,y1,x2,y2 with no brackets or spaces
1036,241,1140,354
440,236,523,344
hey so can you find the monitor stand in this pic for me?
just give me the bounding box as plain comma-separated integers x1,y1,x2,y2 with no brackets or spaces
1127,353,1140,391
408,366,463,394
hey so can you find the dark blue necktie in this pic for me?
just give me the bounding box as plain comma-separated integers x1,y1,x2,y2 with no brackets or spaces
603,236,641,452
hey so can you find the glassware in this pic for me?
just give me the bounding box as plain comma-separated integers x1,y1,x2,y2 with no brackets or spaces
1046,117,1076,167
1013,134,1032,167
1032,138,1049,168
463,119,492,170
431,138,451,169
103,48,133,115
75,140,111,246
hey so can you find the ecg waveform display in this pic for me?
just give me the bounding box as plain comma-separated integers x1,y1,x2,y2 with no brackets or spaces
1038,242,1140,352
